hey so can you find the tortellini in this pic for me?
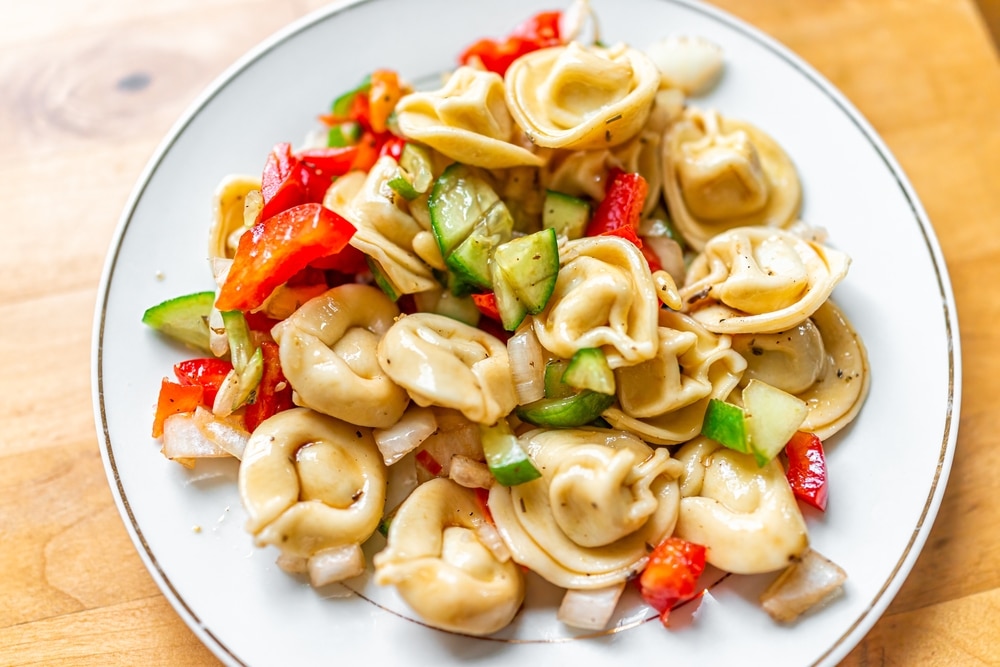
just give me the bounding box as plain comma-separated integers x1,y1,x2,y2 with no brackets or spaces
376,312,517,424
731,300,870,440
505,41,660,150
373,478,525,636
533,235,660,368
272,284,409,429
662,107,802,250
680,226,851,334
238,408,387,564
208,174,259,260
488,428,682,589
674,437,808,574
324,156,438,295
395,66,544,169
603,309,747,445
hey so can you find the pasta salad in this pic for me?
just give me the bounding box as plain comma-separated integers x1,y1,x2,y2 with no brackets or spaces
143,0,869,636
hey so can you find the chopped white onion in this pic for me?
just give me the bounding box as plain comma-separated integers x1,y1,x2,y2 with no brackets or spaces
471,517,511,563
275,553,308,574
559,0,598,44
643,235,686,288
557,582,626,630
507,322,545,404
373,406,438,465
384,450,419,513
161,412,229,463
308,544,366,587
419,416,483,477
449,455,495,490
760,547,847,623
192,406,250,460
211,368,241,418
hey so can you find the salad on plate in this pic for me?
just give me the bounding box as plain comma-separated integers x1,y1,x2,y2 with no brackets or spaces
142,0,870,637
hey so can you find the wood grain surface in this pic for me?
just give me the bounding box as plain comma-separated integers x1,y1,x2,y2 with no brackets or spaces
1,0,998,665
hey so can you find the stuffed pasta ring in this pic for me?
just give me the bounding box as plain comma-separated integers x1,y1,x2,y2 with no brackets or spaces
674,437,808,574
376,312,517,424
679,226,850,334
662,107,801,251
505,41,660,150
272,284,410,429
489,428,682,589
373,478,525,636
395,66,544,169
238,408,386,564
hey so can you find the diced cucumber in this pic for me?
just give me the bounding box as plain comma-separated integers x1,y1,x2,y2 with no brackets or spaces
701,398,749,453
700,380,809,466
489,257,529,331
515,390,616,428
543,359,575,399
431,290,481,327
743,379,808,466
446,200,514,288
563,347,615,395
428,164,502,258
492,228,560,315
141,291,216,352
543,190,591,239
387,143,434,201
479,419,542,486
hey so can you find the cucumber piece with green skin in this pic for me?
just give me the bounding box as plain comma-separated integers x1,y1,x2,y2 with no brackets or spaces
543,359,574,399
493,227,560,314
220,309,254,372
428,163,502,258
388,143,435,201
743,379,808,466
515,390,616,428
489,257,529,331
563,347,615,395
701,398,749,453
479,419,542,486
543,190,591,240
141,291,215,352
446,200,514,288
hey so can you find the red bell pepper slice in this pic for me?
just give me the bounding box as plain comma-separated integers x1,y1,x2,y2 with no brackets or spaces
260,143,367,222
638,536,707,628
415,449,443,476
784,431,829,511
173,358,233,408
216,203,356,313
243,340,294,432
152,379,204,438
586,170,648,247
459,10,562,76
471,292,502,322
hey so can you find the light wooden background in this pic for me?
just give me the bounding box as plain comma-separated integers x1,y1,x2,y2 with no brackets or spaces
2,0,999,665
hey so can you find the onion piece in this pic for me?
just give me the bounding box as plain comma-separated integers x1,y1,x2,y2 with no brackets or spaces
449,455,495,490
308,544,366,587
192,406,250,460
275,553,308,574
471,517,511,563
161,412,229,464
384,450,419,513
507,322,545,404
373,406,438,465
557,582,626,630
760,547,847,623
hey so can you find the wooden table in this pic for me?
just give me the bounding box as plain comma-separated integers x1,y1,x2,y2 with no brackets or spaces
2,0,998,664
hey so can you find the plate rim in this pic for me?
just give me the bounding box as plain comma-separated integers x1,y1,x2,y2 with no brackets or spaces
90,1,963,665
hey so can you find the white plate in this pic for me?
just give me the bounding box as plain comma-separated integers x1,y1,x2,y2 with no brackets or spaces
92,0,961,665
